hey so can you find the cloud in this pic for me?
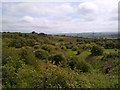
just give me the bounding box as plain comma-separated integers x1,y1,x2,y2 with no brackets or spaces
20,16,34,23
2,1,119,33
3,3,74,17
78,2,98,15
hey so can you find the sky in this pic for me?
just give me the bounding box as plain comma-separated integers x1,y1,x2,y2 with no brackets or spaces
1,0,119,34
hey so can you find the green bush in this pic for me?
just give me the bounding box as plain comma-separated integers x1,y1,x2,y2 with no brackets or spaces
61,46,66,49
75,60,92,73
105,41,115,49
68,56,78,70
59,39,64,41
41,44,52,52
49,54,65,65
72,46,78,51
2,47,20,65
91,45,104,56
76,49,83,55
8,38,36,48
101,52,119,61
34,49,48,60
20,47,36,65
34,45,40,49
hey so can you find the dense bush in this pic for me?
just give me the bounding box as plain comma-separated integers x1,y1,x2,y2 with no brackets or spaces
68,56,78,70
61,46,66,50
75,60,92,73
59,39,64,41
2,33,119,88
41,44,53,52
76,49,83,55
91,45,104,56
20,47,36,65
48,54,65,65
105,41,115,49
2,47,20,65
101,52,119,61
34,45,40,49
9,38,36,48
66,45,73,49
34,49,48,60
72,46,78,51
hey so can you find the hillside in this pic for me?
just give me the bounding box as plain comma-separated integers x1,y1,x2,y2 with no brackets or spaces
2,32,120,88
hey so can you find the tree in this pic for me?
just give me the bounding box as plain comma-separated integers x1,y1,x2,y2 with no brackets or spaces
31,31,36,34
38,33,47,36
91,45,104,56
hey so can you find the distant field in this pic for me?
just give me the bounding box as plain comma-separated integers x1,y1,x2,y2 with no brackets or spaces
55,32,118,38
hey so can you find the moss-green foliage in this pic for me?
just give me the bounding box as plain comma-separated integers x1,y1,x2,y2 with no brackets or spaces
8,38,36,48
41,44,53,52
67,49,77,55
75,60,92,73
34,45,40,49
2,33,119,88
72,46,78,51
76,49,84,55
91,45,104,56
80,73,119,88
48,54,65,65
19,47,37,65
34,49,48,60
68,56,78,70
101,52,119,61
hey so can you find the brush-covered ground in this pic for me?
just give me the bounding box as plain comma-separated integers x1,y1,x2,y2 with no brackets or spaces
2,32,120,88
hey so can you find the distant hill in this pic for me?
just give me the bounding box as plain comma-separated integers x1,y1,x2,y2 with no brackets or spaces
53,32,118,38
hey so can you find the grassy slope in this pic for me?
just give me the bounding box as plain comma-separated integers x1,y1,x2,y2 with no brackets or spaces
66,48,119,87
67,49,77,55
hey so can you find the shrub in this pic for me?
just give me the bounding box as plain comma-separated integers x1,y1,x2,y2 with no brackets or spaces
34,45,40,49
76,49,83,55
91,45,104,56
2,47,20,65
105,41,115,49
75,60,92,73
101,52,119,61
68,56,78,70
66,45,73,49
41,44,52,52
61,46,66,49
34,49,48,60
72,46,78,51
49,54,65,65
20,47,36,65
59,39,64,41
9,38,36,48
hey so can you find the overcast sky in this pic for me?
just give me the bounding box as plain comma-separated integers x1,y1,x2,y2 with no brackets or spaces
1,0,119,34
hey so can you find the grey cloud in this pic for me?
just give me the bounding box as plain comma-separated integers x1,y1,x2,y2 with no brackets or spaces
77,2,98,15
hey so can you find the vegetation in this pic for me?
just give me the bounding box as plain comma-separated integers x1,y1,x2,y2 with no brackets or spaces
2,32,119,88
91,45,104,56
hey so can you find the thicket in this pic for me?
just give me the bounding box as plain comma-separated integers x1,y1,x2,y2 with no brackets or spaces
91,45,104,56
2,33,119,88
